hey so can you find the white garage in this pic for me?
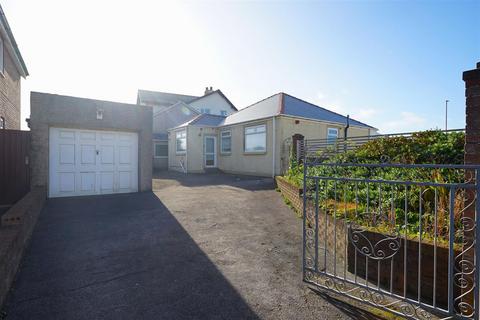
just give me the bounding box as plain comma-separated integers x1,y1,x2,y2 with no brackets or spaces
49,127,138,198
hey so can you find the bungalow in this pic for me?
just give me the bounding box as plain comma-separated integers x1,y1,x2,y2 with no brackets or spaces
137,87,237,170
168,92,377,177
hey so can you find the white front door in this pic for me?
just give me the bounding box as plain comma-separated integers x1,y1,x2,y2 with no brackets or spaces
204,136,216,168
49,127,138,198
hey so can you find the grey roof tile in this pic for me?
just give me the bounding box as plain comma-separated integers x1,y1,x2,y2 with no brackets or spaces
137,90,198,106
173,114,226,129
221,92,374,129
282,93,374,128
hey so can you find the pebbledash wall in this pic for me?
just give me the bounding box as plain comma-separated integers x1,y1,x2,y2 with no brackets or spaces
29,92,153,192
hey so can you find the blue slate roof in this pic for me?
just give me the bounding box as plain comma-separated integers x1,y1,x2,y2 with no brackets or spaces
174,114,226,129
282,94,373,128
222,93,374,129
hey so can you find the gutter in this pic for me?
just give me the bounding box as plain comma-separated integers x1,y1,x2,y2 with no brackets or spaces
0,6,28,77
272,116,276,178
185,126,188,174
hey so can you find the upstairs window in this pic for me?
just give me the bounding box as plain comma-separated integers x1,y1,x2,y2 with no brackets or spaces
220,130,231,154
0,116,5,129
176,130,187,153
244,124,266,153
200,108,211,114
327,127,339,145
154,141,168,158
220,110,227,116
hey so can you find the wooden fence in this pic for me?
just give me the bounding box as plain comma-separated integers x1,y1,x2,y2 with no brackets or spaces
0,129,30,206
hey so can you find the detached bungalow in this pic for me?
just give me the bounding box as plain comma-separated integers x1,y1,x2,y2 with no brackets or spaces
168,92,377,177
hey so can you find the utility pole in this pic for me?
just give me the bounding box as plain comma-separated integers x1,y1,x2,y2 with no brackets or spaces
445,99,449,131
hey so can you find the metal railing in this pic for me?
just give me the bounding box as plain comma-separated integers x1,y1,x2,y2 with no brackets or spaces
302,156,479,319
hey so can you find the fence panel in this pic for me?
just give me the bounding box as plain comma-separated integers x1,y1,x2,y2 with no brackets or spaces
0,130,31,206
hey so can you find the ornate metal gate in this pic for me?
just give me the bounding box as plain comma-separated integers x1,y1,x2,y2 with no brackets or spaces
302,151,480,319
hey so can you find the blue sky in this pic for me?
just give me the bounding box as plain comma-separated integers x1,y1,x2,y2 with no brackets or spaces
3,0,479,132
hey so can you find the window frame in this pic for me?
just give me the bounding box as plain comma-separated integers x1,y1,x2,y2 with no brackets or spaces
244,124,267,154
220,130,232,154
153,141,168,158
175,130,187,154
327,127,339,145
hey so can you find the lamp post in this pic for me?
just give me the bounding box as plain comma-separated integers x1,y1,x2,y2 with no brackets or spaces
445,99,449,131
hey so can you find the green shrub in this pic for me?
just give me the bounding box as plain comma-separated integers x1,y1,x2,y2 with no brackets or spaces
286,130,466,243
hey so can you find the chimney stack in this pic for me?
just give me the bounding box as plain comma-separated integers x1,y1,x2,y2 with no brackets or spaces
204,86,214,95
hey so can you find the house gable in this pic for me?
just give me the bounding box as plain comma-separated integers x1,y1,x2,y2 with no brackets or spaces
188,90,237,116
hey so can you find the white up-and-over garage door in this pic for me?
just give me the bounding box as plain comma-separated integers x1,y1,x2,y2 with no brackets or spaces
49,127,138,198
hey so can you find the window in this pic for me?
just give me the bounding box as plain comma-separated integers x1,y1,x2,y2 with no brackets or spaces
220,130,231,154
200,108,211,114
0,36,3,75
176,130,187,153
154,141,168,158
0,116,5,129
220,110,227,116
244,124,266,153
327,128,339,145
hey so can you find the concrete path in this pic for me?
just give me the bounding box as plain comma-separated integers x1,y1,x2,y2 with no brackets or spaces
3,172,377,320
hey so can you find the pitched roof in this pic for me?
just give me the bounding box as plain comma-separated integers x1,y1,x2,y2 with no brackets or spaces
222,92,375,129
188,89,238,111
281,93,374,128
173,114,226,129
0,4,28,77
137,89,198,106
153,101,199,118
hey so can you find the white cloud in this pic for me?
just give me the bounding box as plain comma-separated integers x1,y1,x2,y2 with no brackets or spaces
380,111,426,133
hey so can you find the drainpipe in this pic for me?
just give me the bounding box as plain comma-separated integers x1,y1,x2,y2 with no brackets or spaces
185,127,188,174
344,115,350,153
272,116,276,178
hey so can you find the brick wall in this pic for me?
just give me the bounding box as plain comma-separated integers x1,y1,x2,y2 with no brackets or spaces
276,176,347,263
0,45,21,129
464,62,480,164
0,187,46,308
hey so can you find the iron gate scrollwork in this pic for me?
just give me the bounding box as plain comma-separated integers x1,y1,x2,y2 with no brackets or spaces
301,141,480,320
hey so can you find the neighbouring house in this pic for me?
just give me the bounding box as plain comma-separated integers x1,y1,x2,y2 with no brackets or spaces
137,87,237,170
29,92,152,198
0,4,29,130
168,92,377,177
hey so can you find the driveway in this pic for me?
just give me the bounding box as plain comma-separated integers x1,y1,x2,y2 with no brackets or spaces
3,172,375,320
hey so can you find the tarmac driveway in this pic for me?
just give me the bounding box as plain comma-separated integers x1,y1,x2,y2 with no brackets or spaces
3,172,373,320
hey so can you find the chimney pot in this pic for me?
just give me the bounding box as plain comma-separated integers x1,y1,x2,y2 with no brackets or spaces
477,61,480,69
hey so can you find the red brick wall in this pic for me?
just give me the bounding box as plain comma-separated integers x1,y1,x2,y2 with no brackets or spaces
464,62,480,164
276,176,347,263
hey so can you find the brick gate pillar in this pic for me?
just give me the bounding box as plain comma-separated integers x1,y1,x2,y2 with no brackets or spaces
464,62,480,165
462,62,480,315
